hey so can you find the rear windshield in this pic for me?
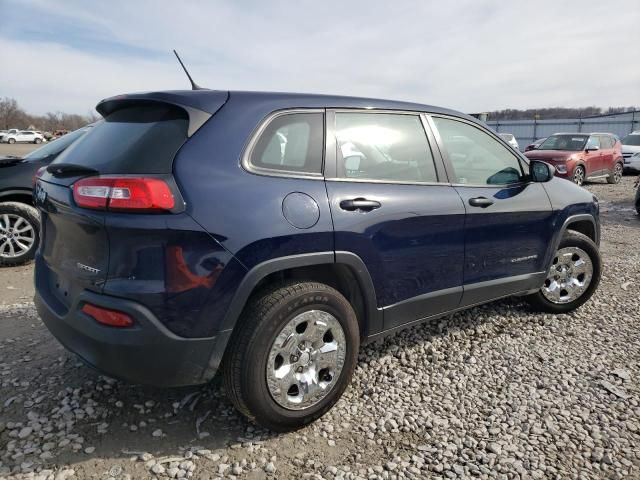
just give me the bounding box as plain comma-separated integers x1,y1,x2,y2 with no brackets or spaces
52,105,188,174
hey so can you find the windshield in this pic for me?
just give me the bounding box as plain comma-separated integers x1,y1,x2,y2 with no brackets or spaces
538,134,588,151
24,126,93,161
622,134,640,146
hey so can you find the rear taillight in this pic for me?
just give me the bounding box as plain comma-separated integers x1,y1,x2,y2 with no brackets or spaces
33,166,47,185
82,303,133,328
72,176,175,212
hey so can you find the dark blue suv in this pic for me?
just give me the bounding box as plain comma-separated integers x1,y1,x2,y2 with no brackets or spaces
34,90,602,431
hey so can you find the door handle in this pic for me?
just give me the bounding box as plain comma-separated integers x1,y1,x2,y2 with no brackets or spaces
468,197,494,208
339,198,381,211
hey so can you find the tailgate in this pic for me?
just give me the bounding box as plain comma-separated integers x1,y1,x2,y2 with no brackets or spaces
35,180,109,310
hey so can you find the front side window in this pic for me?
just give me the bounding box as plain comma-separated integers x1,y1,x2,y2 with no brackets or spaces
249,112,324,174
586,136,600,150
432,117,523,185
598,135,614,149
334,112,438,183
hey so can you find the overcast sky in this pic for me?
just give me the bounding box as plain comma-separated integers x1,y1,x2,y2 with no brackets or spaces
0,0,638,116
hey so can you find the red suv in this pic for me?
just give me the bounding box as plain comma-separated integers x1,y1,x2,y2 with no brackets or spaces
524,133,623,186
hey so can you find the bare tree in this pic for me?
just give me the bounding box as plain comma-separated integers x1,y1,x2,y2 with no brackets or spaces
0,97,23,129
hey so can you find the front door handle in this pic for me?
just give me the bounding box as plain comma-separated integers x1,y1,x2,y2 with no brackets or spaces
468,197,494,208
339,198,381,212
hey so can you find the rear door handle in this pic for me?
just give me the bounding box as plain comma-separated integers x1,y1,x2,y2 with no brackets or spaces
339,198,381,212
468,197,494,208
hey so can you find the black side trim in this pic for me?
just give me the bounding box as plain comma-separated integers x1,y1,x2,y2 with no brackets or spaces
366,272,546,344
461,271,547,307
382,285,462,330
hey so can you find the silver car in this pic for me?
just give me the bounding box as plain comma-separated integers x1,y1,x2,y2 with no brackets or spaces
498,133,519,151
621,131,640,173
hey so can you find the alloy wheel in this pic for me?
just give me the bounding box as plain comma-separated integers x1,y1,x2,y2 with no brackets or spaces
613,163,622,183
0,213,36,259
573,167,585,186
266,310,346,410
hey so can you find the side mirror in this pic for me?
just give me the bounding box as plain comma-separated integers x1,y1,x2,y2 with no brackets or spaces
530,160,555,182
586,145,599,152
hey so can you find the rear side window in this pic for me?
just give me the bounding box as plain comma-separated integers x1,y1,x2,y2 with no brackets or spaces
52,105,188,174
334,112,438,183
249,112,324,175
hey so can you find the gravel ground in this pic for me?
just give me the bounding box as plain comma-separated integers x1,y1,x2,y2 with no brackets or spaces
1,176,639,480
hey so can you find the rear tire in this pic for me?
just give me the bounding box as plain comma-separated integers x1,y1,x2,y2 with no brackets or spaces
573,165,585,186
223,281,359,432
606,162,623,184
0,202,40,267
525,230,601,313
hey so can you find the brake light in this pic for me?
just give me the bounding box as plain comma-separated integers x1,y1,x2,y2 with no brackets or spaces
73,176,175,212
82,303,133,328
33,166,47,185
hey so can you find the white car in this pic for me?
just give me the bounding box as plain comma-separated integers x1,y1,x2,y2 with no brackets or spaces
0,129,18,142
1,130,46,144
621,131,640,173
498,133,519,151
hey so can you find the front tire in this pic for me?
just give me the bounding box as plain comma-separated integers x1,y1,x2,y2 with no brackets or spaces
606,162,623,184
223,281,359,432
525,230,601,313
573,165,585,186
8,138,15,144
34,138,42,144
0,202,40,267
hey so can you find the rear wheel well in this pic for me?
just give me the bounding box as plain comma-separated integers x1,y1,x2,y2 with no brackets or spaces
567,220,595,242
251,264,368,338
0,193,33,207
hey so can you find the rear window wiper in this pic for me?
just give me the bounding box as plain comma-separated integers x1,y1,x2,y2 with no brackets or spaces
46,163,99,177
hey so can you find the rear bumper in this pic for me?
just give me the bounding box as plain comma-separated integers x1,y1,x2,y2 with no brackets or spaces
35,258,230,387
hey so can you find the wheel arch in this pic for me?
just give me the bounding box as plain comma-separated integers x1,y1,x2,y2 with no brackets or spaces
544,213,599,271
0,190,35,207
219,252,381,339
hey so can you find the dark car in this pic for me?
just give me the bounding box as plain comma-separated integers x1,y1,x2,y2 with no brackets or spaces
34,90,602,431
0,124,94,266
524,132,623,186
524,137,547,152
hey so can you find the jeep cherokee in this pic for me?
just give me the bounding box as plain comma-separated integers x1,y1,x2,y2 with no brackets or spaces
34,90,602,431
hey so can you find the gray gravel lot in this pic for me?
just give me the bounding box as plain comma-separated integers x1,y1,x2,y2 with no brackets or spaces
1,176,639,480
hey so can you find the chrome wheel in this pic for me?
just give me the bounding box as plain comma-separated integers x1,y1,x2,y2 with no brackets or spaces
0,214,36,259
542,247,593,304
573,167,585,186
266,310,346,410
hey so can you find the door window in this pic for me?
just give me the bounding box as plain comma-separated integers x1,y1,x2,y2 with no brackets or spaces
597,135,613,149
586,136,600,150
334,113,438,183
249,112,324,175
432,117,524,185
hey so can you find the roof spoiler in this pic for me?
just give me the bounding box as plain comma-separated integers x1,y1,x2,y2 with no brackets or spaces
96,90,229,137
